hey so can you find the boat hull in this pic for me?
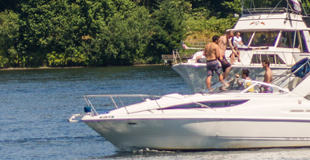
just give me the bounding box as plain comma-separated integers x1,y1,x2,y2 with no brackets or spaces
83,118,310,150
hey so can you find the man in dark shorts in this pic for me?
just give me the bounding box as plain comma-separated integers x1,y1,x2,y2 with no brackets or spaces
219,56,231,77
218,31,234,79
203,35,226,90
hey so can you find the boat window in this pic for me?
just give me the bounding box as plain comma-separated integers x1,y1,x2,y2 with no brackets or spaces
251,31,278,46
278,31,306,52
161,100,249,110
201,100,249,108
299,31,307,52
277,31,294,48
240,32,253,46
251,54,261,63
251,54,285,64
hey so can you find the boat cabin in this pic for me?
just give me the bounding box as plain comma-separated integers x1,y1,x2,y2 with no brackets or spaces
227,8,310,67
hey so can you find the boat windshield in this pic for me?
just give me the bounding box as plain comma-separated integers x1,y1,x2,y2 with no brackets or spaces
250,31,279,46
234,31,278,47
203,77,289,94
277,31,307,52
238,30,306,51
240,32,253,46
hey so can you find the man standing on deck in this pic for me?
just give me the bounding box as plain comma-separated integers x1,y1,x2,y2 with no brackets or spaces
218,30,235,79
260,59,273,93
203,35,226,91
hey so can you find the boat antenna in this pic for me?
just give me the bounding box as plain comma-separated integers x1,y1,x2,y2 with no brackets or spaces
241,0,253,16
286,0,295,12
285,0,294,27
250,0,255,9
301,0,308,16
267,0,284,18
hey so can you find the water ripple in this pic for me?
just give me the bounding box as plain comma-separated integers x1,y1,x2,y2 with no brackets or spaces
1,135,104,144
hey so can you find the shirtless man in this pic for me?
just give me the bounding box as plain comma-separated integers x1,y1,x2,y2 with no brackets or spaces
261,59,273,93
203,35,225,90
218,31,234,79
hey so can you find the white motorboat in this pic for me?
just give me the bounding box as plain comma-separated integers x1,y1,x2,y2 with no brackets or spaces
69,58,310,150
173,7,310,93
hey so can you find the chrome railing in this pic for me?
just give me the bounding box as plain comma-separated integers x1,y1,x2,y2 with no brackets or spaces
202,77,289,94
83,94,162,115
172,48,203,64
272,60,310,86
82,93,220,115
173,47,303,67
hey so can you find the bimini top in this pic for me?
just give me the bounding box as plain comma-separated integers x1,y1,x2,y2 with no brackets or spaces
233,8,310,31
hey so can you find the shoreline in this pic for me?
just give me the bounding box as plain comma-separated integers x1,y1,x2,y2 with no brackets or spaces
0,64,166,71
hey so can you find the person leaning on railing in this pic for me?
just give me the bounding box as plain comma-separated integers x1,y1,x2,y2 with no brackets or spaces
235,69,254,92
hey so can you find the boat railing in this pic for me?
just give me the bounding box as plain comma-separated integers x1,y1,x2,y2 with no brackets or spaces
240,79,289,94
172,48,203,64
242,7,300,15
272,58,310,87
203,77,289,94
83,94,162,115
173,47,301,67
83,93,219,115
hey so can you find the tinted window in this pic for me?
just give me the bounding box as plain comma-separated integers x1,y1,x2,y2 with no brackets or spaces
201,100,248,108
251,54,261,63
251,31,279,46
299,31,307,52
278,31,294,48
240,32,253,46
278,31,306,52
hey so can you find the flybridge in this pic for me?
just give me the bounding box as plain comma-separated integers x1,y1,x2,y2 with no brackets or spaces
172,6,310,93
242,7,302,14
233,9,310,31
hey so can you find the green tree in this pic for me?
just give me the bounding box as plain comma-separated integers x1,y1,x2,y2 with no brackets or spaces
1,0,278,68
17,0,152,67
79,0,152,65
0,0,20,12
0,10,19,68
148,0,191,59
131,0,163,12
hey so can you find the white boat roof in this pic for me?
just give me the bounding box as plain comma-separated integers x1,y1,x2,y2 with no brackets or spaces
232,12,310,31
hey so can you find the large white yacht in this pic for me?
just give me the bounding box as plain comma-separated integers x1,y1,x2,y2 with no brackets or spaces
69,58,310,150
173,7,310,93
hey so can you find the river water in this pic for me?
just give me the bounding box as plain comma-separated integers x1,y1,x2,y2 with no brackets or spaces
1,66,310,160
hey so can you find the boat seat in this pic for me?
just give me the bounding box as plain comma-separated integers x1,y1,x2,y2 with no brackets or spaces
187,59,196,63
288,77,303,91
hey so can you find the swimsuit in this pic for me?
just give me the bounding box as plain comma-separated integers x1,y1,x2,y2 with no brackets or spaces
206,59,222,77
264,86,273,93
197,58,207,63
219,56,231,72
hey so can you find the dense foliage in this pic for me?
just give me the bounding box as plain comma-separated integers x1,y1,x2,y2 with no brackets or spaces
0,0,309,67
